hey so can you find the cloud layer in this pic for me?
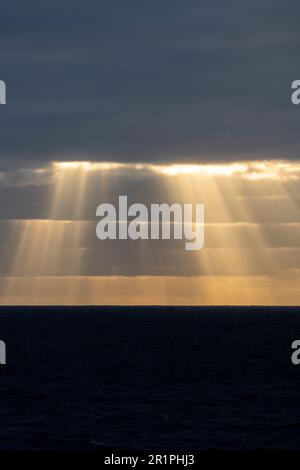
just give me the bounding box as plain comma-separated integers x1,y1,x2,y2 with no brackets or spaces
1,0,300,167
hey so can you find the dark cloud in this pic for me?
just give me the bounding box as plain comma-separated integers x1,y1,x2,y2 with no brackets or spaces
0,0,300,167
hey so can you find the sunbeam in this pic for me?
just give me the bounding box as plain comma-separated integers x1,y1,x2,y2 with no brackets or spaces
1,160,300,305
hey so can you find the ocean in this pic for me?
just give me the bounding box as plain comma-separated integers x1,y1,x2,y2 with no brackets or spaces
0,306,300,459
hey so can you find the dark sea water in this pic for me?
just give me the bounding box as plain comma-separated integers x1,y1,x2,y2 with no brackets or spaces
0,306,300,452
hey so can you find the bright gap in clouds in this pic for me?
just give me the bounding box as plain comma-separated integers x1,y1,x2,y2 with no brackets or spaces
52,160,300,180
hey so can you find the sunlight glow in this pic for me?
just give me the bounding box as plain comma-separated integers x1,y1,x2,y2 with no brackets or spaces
2,159,300,305
52,160,300,181
154,163,249,176
54,161,128,172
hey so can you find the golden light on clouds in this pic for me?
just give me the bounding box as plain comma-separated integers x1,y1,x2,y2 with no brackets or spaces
1,159,300,305
153,162,249,176
53,161,127,172
53,159,300,180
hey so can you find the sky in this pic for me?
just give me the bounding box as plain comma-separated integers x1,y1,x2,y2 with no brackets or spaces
0,1,299,304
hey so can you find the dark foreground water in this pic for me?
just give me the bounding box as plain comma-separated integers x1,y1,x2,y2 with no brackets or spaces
0,306,300,452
